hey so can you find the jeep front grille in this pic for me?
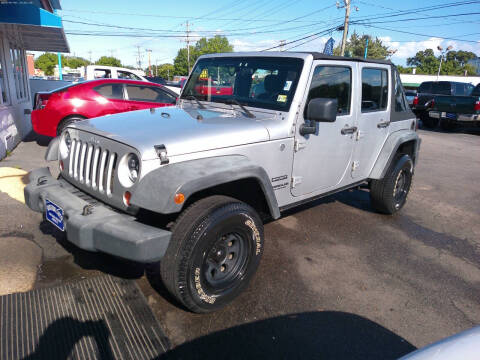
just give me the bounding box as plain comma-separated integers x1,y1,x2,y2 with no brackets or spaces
68,138,117,196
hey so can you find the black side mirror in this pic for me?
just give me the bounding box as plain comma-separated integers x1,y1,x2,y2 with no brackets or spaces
307,98,338,122
300,98,338,135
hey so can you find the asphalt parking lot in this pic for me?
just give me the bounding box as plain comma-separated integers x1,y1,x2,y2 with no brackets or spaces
1,128,479,358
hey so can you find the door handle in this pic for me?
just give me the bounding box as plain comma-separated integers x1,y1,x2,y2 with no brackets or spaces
341,126,357,135
377,120,390,128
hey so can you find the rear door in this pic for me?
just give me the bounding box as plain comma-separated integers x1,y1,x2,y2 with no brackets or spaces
91,82,129,116
351,64,391,179
124,84,176,110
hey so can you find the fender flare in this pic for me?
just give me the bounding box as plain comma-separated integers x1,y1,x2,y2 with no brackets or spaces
131,155,281,219
45,136,60,161
369,130,420,180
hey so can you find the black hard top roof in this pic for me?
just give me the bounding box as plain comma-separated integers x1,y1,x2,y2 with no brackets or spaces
306,52,393,65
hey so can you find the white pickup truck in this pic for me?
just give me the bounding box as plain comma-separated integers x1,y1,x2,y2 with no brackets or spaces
83,66,181,95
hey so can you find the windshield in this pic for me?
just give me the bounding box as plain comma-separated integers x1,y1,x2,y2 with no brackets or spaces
181,56,304,111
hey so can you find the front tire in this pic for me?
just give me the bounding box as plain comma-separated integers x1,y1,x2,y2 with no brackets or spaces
370,154,413,214
160,196,264,313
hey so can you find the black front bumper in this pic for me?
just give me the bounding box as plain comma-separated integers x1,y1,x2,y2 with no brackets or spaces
24,167,171,263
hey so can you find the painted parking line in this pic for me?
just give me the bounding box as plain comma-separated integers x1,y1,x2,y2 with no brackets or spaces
0,167,28,204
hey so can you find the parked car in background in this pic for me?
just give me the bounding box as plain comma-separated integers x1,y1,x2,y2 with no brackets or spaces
429,83,480,130
84,65,147,81
146,76,167,85
412,81,475,128
32,79,177,137
405,90,417,107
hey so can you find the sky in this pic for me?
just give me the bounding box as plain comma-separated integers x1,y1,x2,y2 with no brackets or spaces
55,0,480,68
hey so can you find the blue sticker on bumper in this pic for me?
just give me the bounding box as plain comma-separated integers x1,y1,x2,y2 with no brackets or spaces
45,198,65,231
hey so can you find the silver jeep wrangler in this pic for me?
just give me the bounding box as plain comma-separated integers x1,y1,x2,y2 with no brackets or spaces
25,52,420,312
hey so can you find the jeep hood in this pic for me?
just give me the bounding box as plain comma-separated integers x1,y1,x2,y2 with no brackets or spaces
72,106,272,159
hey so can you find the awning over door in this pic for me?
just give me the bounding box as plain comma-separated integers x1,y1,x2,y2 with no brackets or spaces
0,3,69,52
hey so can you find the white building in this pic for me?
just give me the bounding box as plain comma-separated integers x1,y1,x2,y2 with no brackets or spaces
0,0,69,159
400,74,480,89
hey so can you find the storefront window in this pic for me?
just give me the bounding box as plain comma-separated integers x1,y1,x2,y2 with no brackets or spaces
9,44,29,102
0,49,8,105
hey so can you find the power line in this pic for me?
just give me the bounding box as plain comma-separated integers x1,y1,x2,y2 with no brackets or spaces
261,25,339,51
359,24,480,43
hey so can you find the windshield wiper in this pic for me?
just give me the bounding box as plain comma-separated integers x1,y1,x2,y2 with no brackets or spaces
184,95,206,109
224,99,255,118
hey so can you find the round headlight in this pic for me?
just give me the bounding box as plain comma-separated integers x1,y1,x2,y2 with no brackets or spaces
127,153,139,183
59,131,71,159
64,132,71,151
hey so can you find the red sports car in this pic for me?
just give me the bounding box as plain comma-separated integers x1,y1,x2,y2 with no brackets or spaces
32,79,177,137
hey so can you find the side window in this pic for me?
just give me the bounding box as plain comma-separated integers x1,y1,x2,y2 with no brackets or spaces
361,68,388,112
94,69,111,79
93,83,124,99
306,65,352,115
118,71,142,81
394,71,408,112
126,85,176,103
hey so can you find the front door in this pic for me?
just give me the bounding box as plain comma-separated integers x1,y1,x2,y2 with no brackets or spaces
351,64,391,179
291,61,357,197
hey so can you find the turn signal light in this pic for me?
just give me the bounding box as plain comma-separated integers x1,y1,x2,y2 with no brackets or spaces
174,193,185,204
123,191,132,206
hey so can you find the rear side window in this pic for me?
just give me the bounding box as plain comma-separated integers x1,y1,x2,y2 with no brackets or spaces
472,84,480,96
118,71,142,81
454,83,474,96
126,85,176,103
361,68,388,112
394,71,408,112
94,83,124,99
418,82,432,93
432,82,451,95
306,65,352,115
94,69,111,79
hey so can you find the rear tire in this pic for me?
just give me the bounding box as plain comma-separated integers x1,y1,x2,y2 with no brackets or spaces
56,116,86,136
440,119,456,131
420,113,438,129
370,154,413,215
160,195,264,313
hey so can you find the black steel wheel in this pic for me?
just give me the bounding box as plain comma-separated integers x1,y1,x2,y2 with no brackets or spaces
160,195,264,313
370,154,413,214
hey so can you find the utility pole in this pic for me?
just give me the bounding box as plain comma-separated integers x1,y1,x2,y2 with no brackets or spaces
146,49,152,76
279,40,286,51
155,59,159,77
109,49,115,58
136,45,142,70
88,50,92,63
185,21,192,74
339,0,351,56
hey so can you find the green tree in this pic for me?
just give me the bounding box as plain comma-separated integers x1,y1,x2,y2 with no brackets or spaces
407,49,477,75
34,53,59,75
95,56,122,67
407,49,439,74
174,35,234,76
64,56,90,69
149,63,174,80
334,32,390,59
396,65,413,74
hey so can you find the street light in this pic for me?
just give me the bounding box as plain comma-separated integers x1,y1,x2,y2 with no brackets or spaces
437,45,453,80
